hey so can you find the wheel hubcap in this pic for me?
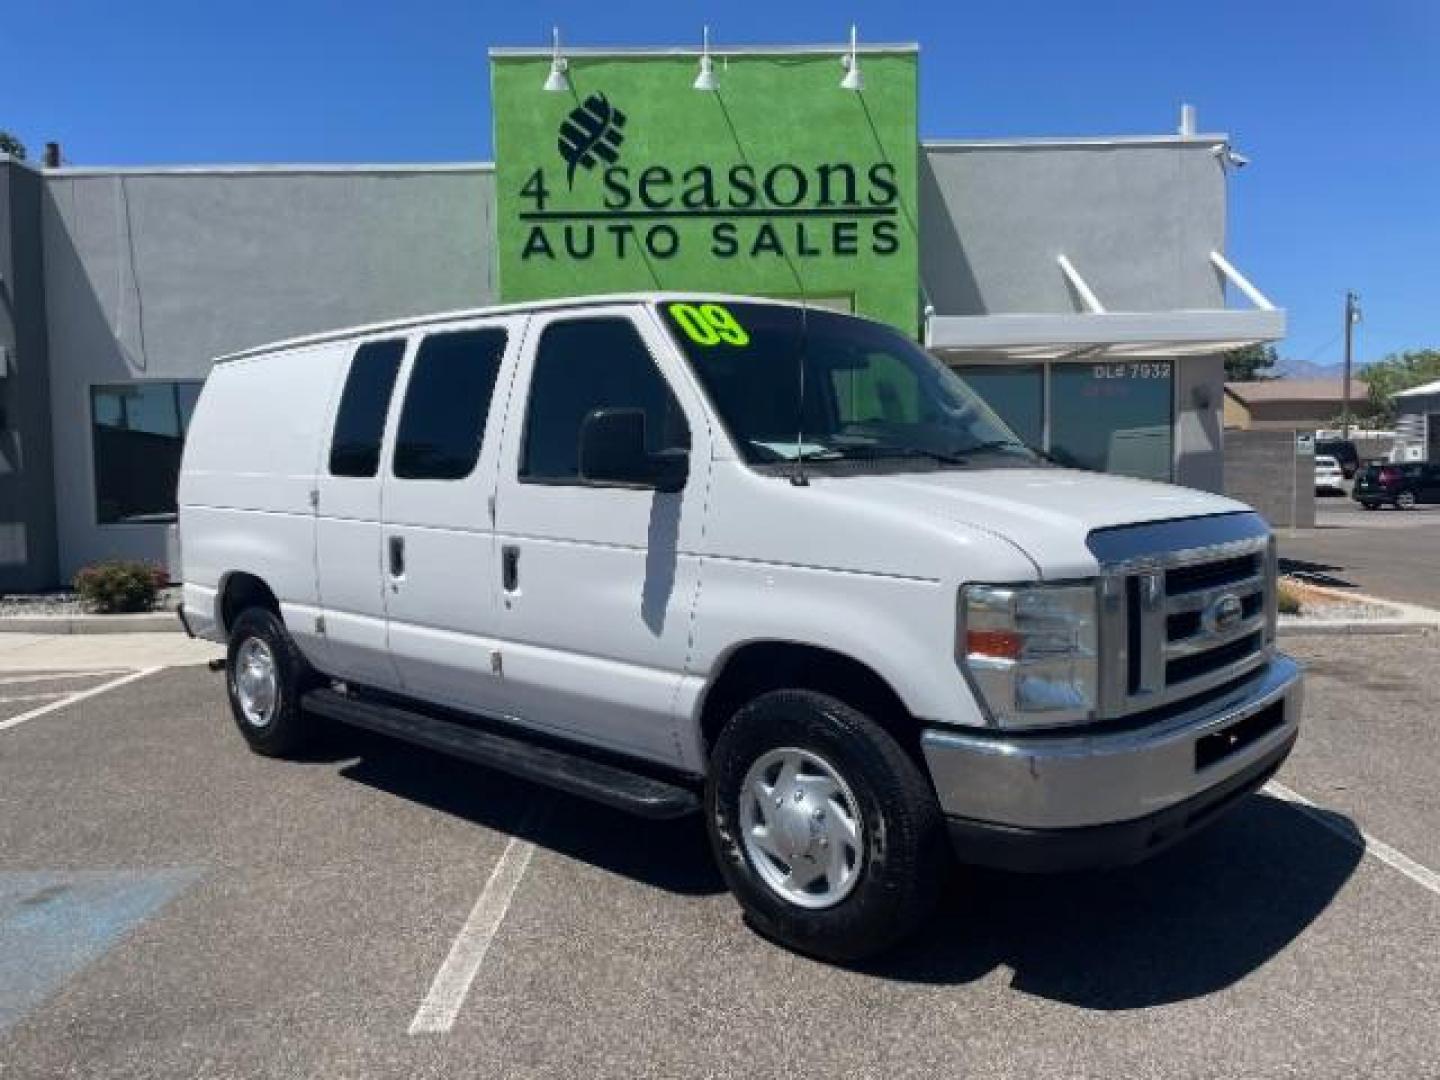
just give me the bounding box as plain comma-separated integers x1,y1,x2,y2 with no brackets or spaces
233,637,279,728
739,747,864,909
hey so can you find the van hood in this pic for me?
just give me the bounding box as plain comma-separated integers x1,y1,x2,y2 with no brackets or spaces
808,468,1254,579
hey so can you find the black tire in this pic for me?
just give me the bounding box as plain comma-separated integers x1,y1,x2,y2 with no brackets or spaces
1396,491,1417,510
705,689,946,962
225,607,317,757
1360,501,1378,511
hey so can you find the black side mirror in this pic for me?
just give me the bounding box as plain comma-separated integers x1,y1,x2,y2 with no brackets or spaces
579,408,688,492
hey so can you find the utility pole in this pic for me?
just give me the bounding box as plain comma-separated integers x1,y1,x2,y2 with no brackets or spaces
1340,291,1361,440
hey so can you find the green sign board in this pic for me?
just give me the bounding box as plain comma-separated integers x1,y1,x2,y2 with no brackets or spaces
491,48,920,334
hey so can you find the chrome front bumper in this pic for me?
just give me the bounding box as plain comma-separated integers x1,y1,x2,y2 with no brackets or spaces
922,655,1302,860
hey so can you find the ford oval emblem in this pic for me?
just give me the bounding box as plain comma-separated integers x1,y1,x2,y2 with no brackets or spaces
1204,593,1244,635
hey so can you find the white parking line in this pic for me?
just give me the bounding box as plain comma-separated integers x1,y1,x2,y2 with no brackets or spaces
0,692,69,705
1266,781,1440,898
409,830,538,1035
0,668,160,733
0,670,131,687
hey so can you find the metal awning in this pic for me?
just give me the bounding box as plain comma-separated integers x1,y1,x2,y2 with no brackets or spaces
926,251,1286,360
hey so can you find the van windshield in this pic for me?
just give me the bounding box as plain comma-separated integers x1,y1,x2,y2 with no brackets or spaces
657,300,1036,470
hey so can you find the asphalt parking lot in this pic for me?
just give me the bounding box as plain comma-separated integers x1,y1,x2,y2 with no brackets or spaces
2,635,1438,1079
1281,494,1440,607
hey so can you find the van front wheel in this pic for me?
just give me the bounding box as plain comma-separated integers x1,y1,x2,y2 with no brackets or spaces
225,607,316,757
706,690,945,962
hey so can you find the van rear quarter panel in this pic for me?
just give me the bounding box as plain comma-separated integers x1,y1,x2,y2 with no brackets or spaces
178,342,348,637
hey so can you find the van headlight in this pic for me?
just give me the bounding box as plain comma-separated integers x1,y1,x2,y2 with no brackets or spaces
959,583,1099,728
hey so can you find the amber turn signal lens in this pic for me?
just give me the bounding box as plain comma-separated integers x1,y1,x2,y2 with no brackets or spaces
966,629,1024,661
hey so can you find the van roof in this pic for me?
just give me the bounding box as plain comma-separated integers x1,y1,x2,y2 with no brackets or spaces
213,292,833,364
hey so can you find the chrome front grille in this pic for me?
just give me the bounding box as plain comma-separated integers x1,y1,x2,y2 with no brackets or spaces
1091,513,1277,719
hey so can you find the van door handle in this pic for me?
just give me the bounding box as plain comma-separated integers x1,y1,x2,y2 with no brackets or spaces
388,535,405,579
501,544,520,592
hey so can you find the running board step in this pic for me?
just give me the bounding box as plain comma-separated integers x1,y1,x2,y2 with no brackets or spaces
301,688,700,819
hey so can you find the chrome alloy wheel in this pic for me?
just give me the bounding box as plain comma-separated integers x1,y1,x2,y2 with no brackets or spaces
739,747,865,909
233,637,279,728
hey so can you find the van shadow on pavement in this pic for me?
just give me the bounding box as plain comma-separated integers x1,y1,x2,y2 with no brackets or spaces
864,793,1362,1008
1279,557,1356,589
329,727,1359,1009
333,727,724,898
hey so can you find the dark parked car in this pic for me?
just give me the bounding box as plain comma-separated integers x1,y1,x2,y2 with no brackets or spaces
1317,439,1360,479
1354,462,1440,509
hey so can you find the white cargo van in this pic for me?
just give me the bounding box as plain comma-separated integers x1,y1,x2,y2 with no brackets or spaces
179,294,1301,960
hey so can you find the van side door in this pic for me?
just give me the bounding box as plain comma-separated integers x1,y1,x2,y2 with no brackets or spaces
380,318,521,707
489,306,711,766
315,337,407,689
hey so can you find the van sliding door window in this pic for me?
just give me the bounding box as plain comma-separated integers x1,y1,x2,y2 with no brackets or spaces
329,340,405,477
520,318,689,484
392,328,507,480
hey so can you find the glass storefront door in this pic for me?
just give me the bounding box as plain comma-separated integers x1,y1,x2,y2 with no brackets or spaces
1050,360,1173,481
953,359,1174,482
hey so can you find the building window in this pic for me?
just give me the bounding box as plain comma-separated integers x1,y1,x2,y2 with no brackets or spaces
330,340,405,478
1050,361,1172,481
521,318,689,484
91,381,203,525
393,328,507,480
952,365,1044,450
951,360,1173,482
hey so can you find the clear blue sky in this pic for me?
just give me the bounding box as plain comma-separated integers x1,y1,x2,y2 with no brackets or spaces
3,0,1436,364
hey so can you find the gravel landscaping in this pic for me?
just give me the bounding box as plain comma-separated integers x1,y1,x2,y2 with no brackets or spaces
0,587,179,619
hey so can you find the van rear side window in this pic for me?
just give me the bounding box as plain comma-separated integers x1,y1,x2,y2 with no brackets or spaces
329,340,405,477
393,328,508,480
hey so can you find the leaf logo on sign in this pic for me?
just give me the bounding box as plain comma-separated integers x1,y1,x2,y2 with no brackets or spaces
557,94,627,189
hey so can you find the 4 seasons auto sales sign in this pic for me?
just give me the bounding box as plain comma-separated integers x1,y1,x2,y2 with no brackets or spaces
490,45,921,334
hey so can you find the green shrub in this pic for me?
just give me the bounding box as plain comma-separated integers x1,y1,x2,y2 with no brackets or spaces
1277,580,1302,616
72,560,168,614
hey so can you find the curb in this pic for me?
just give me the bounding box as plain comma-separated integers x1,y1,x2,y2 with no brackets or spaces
0,612,180,635
1282,577,1440,623
1279,620,1434,637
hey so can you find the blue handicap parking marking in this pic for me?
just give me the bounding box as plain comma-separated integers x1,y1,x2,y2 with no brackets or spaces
0,868,201,1034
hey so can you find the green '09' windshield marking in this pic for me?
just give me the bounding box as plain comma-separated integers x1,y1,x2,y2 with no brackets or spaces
668,302,750,347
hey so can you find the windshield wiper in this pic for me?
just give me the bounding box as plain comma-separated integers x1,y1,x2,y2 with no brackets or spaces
828,445,971,465
955,439,1030,456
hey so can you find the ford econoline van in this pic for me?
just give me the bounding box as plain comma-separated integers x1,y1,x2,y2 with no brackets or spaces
178,294,1302,960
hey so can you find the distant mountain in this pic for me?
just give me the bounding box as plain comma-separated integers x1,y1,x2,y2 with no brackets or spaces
1272,358,1373,380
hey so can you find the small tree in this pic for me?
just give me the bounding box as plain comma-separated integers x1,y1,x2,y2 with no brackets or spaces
0,130,25,160
1223,342,1278,382
1363,349,1440,426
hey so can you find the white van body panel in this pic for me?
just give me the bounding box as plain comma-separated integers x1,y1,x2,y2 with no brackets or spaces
676,464,1241,755
704,468,1247,583
487,305,715,766
177,341,347,659
380,315,527,712
311,333,407,689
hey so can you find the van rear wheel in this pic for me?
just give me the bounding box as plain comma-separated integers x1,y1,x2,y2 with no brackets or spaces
225,607,317,757
705,690,946,962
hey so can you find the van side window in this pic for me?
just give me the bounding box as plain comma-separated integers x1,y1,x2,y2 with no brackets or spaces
329,340,405,477
393,328,508,480
521,317,689,483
